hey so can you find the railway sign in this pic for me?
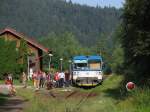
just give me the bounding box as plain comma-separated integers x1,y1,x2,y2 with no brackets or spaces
126,82,135,91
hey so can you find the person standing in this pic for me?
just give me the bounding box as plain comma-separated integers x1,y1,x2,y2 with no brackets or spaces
32,71,37,88
5,73,13,85
29,68,33,80
22,72,27,88
65,70,70,87
46,72,53,89
54,71,59,88
40,71,46,88
32,71,40,90
58,71,65,88
37,70,42,90
4,73,16,96
46,72,50,89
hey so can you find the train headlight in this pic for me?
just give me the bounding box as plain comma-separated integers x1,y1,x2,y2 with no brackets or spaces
73,71,79,80
73,71,79,75
96,71,102,75
99,71,102,75
73,71,77,75
98,71,103,80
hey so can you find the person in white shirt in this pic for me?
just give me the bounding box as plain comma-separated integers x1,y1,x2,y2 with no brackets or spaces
29,68,33,80
58,72,65,87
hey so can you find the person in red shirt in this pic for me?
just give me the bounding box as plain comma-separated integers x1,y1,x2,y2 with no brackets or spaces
54,71,59,87
4,73,16,96
5,73,13,85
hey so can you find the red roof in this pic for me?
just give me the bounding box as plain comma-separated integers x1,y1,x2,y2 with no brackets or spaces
0,28,50,53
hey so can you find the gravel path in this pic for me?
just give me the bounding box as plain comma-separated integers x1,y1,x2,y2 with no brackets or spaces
0,96,27,112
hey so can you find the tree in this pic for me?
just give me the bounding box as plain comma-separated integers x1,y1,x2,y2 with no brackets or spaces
17,39,28,73
39,32,89,70
111,44,124,73
0,0,121,47
0,38,18,78
92,33,114,74
110,25,124,73
122,0,150,85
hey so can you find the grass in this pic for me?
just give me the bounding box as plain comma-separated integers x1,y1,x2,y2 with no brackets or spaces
0,79,33,86
73,75,150,112
5,74,150,112
17,88,87,112
126,87,150,112
16,75,123,112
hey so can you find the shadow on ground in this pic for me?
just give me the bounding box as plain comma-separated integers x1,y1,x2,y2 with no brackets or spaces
0,95,28,112
103,87,128,101
0,94,8,105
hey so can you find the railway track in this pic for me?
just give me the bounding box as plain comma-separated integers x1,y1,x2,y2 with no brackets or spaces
34,87,96,112
65,90,78,99
47,88,95,112
72,89,94,112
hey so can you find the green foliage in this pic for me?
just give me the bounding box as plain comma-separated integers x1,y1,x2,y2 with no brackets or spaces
110,25,124,73
93,34,109,58
0,38,29,79
115,87,150,112
111,45,124,73
17,39,28,73
0,0,121,46
16,74,150,112
39,32,89,70
131,87,150,112
0,38,18,78
121,0,150,85
91,33,114,74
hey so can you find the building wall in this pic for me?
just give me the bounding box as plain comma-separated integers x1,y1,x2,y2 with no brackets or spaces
1,32,41,71
28,44,41,71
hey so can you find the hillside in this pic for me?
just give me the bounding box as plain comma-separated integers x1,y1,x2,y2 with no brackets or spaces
0,0,121,46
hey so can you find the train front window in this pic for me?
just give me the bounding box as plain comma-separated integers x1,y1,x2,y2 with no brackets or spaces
88,60,101,70
74,63,88,70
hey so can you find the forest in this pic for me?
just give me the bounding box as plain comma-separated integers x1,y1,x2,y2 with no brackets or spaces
0,0,150,86
0,0,121,46
0,1,150,112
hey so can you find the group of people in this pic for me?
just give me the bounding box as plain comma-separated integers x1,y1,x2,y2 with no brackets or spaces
31,70,50,90
54,71,71,88
20,70,71,90
3,70,71,92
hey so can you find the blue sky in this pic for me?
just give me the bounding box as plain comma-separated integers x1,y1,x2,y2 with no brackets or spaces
66,0,124,8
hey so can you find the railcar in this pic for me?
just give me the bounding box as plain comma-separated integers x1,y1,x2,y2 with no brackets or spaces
71,55,103,86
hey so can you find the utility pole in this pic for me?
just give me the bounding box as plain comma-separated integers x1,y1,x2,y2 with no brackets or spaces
48,53,53,71
60,58,63,71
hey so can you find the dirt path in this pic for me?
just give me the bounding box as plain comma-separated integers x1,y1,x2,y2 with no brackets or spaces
0,96,27,112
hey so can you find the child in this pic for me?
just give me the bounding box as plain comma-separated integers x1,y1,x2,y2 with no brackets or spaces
5,74,16,96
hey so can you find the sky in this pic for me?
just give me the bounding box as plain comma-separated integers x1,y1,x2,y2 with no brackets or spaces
66,0,125,8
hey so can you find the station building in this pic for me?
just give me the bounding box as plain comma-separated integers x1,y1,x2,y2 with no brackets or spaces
0,28,50,72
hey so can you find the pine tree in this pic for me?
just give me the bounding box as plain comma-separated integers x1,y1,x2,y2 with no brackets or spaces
122,0,150,84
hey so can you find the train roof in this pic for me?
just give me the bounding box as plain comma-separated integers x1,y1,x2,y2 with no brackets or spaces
73,55,102,60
